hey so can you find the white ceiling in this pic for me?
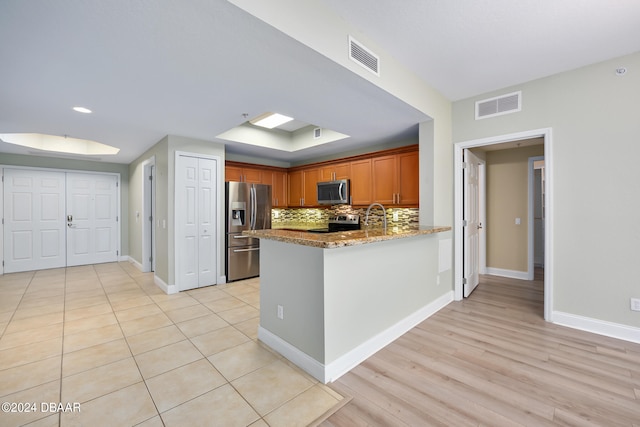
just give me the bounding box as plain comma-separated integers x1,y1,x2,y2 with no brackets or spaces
1,0,639,165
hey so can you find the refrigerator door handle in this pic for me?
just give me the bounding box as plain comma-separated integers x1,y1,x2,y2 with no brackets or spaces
250,186,257,230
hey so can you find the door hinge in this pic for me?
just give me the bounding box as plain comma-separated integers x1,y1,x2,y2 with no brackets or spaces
116,181,119,187
149,175,153,181
116,216,119,222
463,277,468,285
462,162,468,169
116,250,119,256
462,220,468,227
149,216,153,222
149,256,153,262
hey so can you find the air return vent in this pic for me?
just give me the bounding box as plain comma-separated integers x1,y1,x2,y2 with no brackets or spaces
349,36,379,76
475,91,522,120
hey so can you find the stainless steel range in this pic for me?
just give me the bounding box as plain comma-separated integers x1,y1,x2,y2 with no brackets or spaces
307,214,360,233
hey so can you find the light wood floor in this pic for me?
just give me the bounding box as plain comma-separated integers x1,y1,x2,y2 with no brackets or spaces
321,270,640,426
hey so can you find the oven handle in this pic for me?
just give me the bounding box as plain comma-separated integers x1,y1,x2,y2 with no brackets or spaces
233,248,260,253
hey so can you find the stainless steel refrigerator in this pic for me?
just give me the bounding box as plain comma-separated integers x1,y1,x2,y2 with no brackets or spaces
225,182,272,282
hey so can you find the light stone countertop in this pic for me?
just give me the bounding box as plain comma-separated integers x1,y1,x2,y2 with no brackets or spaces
244,225,451,249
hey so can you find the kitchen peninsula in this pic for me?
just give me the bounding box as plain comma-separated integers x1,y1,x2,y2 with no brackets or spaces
244,225,453,383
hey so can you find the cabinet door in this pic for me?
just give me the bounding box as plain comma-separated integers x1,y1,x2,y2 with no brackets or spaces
302,168,320,206
371,155,397,205
349,159,372,206
243,168,262,184
225,165,243,182
397,151,419,205
288,170,303,207
270,170,288,207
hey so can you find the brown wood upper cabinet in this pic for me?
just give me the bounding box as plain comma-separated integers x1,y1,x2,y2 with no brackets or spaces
372,151,419,205
264,170,288,207
349,158,372,206
288,168,320,207
225,164,263,183
320,162,350,182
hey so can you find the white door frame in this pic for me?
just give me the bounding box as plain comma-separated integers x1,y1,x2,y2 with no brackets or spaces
142,156,156,273
528,156,545,279
454,128,553,321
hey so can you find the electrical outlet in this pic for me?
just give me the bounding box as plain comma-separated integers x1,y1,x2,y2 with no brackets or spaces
515,217,521,225
277,304,284,319
273,210,279,219
631,298,640,312
393,210,399,221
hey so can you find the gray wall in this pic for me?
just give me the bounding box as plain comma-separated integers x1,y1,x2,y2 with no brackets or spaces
453,51,640,328
0,153,130,256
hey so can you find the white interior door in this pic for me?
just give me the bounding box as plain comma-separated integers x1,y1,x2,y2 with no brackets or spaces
197,158,216,287
66,173,119,266
176,155,217,291
3,169,66,273
463,149,481,297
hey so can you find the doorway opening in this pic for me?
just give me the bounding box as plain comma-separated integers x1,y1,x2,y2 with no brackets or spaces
454,128,553,321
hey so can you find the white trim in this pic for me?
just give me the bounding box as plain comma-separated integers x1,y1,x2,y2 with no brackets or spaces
485,267,529,281
127,256,143,271
154,274,178,295
552,311,640,344
528,156,544,280
141,156,156,273
258,327,327,382
259,291,453,384
454,128,553,322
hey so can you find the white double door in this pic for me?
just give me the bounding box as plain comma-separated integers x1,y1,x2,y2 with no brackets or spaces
175,155,217,291
3,168,119,273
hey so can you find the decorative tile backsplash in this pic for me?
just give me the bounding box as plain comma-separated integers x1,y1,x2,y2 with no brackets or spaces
271,206,419,229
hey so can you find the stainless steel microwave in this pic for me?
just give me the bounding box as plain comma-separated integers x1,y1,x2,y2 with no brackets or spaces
317,179,350,205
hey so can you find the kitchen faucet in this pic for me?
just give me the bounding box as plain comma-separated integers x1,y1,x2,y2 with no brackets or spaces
364,202,387,231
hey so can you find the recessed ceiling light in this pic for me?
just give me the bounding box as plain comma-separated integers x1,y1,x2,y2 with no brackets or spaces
73,106,92,114
0,133,119,155
249,112,293,129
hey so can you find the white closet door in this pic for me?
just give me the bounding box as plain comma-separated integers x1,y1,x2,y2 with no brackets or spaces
197,158,216,286
66,173,119,266
3,169,66,273
176,155,217,291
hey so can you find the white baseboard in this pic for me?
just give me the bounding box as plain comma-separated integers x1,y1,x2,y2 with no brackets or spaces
552,311,640,344
259,290,454,383
258,327,327,382
127,256,143,271
154,275,178,294
485,267,530,280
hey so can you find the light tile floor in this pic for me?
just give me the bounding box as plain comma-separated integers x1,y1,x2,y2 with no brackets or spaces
0,263,346,427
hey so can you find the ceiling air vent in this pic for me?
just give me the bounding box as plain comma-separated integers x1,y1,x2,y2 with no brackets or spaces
475,91,522,120
313,127,322,139
349,36,379,76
